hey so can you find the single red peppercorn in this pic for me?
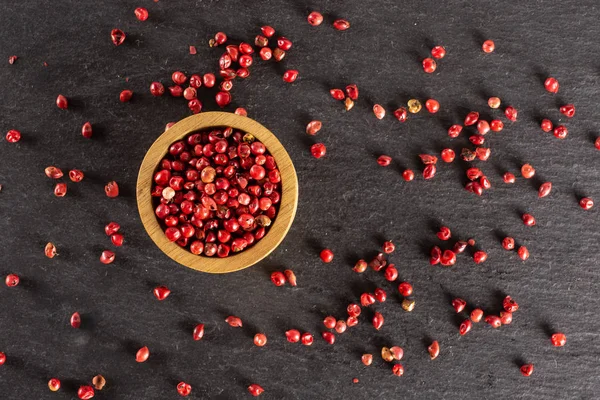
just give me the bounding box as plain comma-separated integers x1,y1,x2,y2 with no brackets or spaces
580,197,594,210
482,40,495,53
489,97,502,109
323,316,336,329
77,385,95,400
551,332,567,347
402,169,415,181
459,319,472,335
80,121,93,139
398,282,413,297
70,312,81,328
423,164,436,180
53,183,67,197
322,331,336,344
422,58,437,73
541,119,553,132
505,106,518,121
8,56,17,64
253,333,267,347
374,288,387,303
500,311,512,325
485,315,502,328
56,94,68,110
345,84,359,100
437,226,452,241
329,88,345,100
476,147,491,161
225,316,243,328
502,237,515,250
361,293,376,307
470,309,484,323
392,364,404,376
135,346,150,363
448,124,463,138
150,82,165,97
477,120,490,135
469,135,485,146
283,70,298,83
373,104,386,119
307,11,323,26
45,242,57,258
276,37,292,51
538,182,552,198
425,99,440,113
283,270,297,287
69,169,84,183
518,246,529,260
377,155,392,166
110,28,126,46
153,286,170,300
301,332,313,345
346,316,358,327
372,312,384,330
452,298,467,313
261,25,275,37
362,354,373,366
285,329,300,343
119,90,133,102
473,251,488,264
384,264,398,281
177,382,192,397
45,166,63,179
503,172,516,184
521,164,535,179
192,324,204,340
353,259,367,273
270,271,286,286
544,77,559,93
347,304,361,317
248,384,264,397
560,104,575,118
522,213,536,226
335,320,347,334
464,112,479,126
311,143,327,159
428,341,440,360
431,46,446,59
5,274,19,287
383,241,395,254
48,378,61,391
595,137,600,150
306,120,322,136
105,222,120,236
490,119,504,132
441,148,455,163
394,107,408,122
554,125,568,139
5,129,21,143
333,19,350,31
521,364,534,377
105,181,119,198
99,250,115,264
134,7,149,21
320,248,334,263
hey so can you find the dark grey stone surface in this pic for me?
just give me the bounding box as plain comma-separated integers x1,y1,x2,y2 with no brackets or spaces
0,1,599,399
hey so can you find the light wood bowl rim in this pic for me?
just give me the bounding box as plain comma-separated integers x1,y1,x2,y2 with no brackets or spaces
136,112,298,274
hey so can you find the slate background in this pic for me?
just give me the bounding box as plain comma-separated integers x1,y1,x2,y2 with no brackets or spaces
0,0,599,399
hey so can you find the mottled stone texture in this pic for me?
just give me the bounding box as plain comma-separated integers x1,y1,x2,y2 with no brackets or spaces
0,1,599,399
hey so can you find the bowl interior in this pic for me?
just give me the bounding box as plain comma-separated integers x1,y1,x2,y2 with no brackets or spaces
136,112,298,273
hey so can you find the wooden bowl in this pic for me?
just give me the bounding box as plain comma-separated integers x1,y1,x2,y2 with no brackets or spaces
136,112,298,273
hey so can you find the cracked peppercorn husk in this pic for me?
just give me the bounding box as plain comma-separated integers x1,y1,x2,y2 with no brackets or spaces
407,99,422,113
401,298,415,312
